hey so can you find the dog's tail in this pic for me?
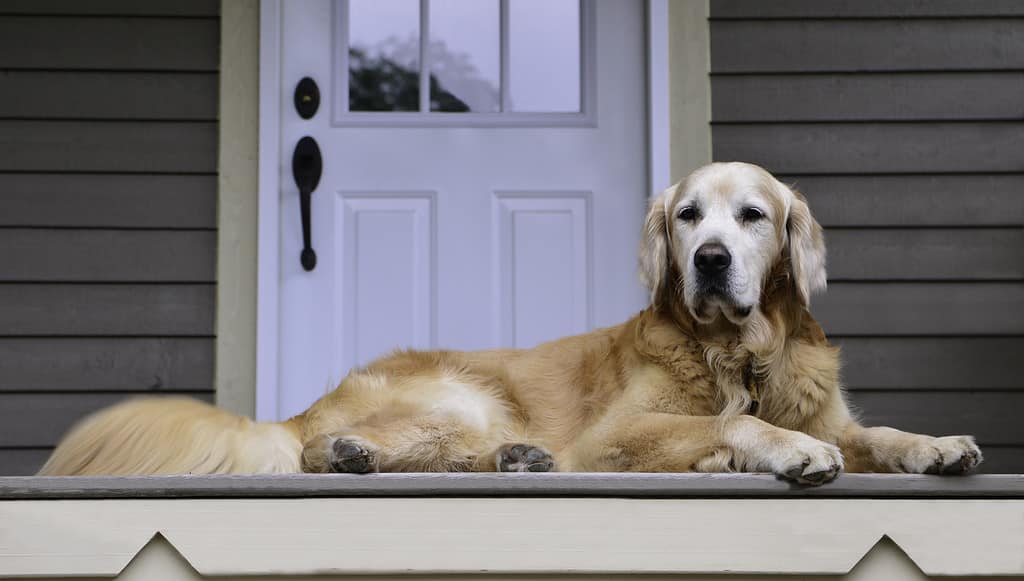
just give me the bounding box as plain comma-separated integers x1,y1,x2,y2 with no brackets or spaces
37,397,304,475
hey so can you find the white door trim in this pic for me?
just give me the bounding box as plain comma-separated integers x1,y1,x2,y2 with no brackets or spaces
256,0,283,421
255,0,672,421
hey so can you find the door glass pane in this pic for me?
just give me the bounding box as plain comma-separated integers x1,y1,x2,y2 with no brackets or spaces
508,0,580,112
428,0,501,113
348,0,421,112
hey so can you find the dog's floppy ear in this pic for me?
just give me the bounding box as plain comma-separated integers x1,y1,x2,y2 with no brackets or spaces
785,189,827,305
640,185,674,306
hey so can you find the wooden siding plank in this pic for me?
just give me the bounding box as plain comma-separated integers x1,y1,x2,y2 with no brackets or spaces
814,282,1024,336
0,229,216,282
0,174,216,228
835,337,1024,390
0,338,213,391
0,16,219,71
712,73,1024,122
0,0,218,17
712,123,1024,174
0,393,214,447
711,19,1024,73
0,449,49,476
711,1,1024,19
789,175,1024,227
0,71,218,120
0,284,214,336
0,121,217,173
976,446,1024,474
850,390,1022,446
825,228,1023,281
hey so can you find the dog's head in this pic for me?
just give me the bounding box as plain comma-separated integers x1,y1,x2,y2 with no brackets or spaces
640,162,826,325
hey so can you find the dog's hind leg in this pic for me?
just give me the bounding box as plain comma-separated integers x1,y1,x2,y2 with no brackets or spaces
298,367,539,473
302,418,553,473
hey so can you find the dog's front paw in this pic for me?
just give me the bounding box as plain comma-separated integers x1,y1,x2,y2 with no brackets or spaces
899,435,982,475
496,443,555,472
772,434,844,486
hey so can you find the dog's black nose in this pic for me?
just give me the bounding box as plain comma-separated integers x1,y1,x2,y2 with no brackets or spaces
694,243,732,275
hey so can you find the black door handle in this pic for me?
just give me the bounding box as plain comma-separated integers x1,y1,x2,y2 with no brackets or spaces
292,136,322,271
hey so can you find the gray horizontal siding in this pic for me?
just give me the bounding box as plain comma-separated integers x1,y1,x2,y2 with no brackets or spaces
0,174,216,228
0,284,215,336
711,19,1024,73
849,391,1022,445
0,15,219,71
0,393,215,447
711,3,1024,473
977,447,1024,474
0,230,216,282
815,283,1023,336
786,175,1024,227
836,338,1024,390
0,121,218,173
0,449,50,476
0,1,219,474
0,0,218,17
712,1,1024,19
712,122,1024,174
0,71,218,120
713,73,1024,122
825,229,1022,281
0,338,214,391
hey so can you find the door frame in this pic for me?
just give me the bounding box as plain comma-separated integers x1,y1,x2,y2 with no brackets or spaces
254,0,673,421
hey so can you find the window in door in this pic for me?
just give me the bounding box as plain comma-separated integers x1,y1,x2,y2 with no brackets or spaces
334,0,594,125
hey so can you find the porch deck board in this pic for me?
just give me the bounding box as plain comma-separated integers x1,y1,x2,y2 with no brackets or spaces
1,473,1021,499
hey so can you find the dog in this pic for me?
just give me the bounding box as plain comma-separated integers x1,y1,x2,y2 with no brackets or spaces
39,162,982,483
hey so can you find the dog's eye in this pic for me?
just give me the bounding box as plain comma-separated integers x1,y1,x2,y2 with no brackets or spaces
741,207,765,222
677,207,698,221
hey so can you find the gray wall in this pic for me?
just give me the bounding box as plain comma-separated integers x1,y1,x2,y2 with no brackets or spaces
0,0,219,475
710,1,1024,472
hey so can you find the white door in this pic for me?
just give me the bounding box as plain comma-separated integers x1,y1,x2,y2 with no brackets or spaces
260,0,650,419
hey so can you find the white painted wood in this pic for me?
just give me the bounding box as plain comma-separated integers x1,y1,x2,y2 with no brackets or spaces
217,0,260,418
2,498,1022,577
7,535,979,581
335,193,436,378
1,537,976,581
493,193,591,348
330,0,597,126
256,0,283,421
668,0,711,181
265,0,650,418
647,0,671,193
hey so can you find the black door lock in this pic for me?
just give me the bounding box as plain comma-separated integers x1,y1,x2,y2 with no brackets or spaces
294,77,320,119
292,136,322,271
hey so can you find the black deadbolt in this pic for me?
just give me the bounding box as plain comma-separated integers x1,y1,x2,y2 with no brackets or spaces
294,77,320,119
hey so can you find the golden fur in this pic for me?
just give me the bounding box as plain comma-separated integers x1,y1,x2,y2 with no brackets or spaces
40,162,982,483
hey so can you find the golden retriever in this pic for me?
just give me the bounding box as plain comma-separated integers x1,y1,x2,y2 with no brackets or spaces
40,162,982,483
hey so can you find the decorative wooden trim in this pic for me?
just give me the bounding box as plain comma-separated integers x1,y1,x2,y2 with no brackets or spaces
2,473,1022,500
1,492,1021,577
